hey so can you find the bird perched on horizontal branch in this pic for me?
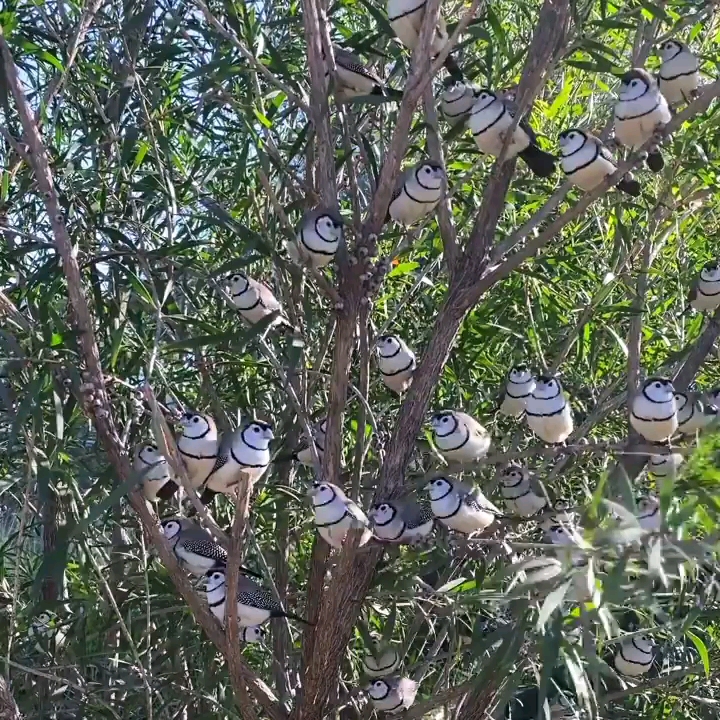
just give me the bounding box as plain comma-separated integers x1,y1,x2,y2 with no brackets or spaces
658,39,699,106
369,497,434,543
498,464,547,517
429,409,491,462
525,376,574,444
327,44,401,100
498,365,536,417
688,261,720,313
425,476,501,534
629,377,678,442
439,79,481,125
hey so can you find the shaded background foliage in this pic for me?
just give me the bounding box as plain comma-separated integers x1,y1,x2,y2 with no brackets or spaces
1,0,720,718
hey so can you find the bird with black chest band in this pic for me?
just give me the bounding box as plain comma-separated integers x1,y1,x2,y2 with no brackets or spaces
387,160,446,226
558,128,641,197
227,272,287,328
648,452,683,478
369,497,434,544
439,79,481,126
375,334,416,394
525,376,574,444
688,261,720,313
614,633,655,676
613,68,672,172
675,390,717,436
289,208,344,269
293,416,327,466
658,39,699,106
308,480,373,548
425,476,501,535
430,409,491,462
636,494,661,533
363,645,402,678
467,89,556,178
498,463,547,517
629,377,678,443
176,412,219,490
498,365,536,417
133,443,179,502
365,676,418,713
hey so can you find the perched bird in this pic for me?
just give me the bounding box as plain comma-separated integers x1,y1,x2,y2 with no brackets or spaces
558,128,641,196
308,481,373,549
688,261,720,312
376,334,416,394
658,39,699,106
439,79,481,125
363,646,402,678
294,417,327,466
675,390,718,435
289,208,344,269
547,524,586,557
241,626,265,644
648,452,684,478
539,499,576,532
499,464,547,517
547,524,595,601
133,443,178,501
525,376,574,444
365,676,418,714
328,44,390,99
369,497,434,543
205,567,308,627
467,89,556,177
425,476,501,535
498,365,536,417
386,0,462,80
160,517,234,577
613,68,671,172
387,160,446,226
430,410,491,462
636,495,661,532
227,272,286,327
629,378,678,442
177,412,219,489
203,420,273,496
29,611,66,654
705,388,720,409
614,634,655,676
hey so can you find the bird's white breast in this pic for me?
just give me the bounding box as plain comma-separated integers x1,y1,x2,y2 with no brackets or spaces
562,143,615,191
614,93,671,149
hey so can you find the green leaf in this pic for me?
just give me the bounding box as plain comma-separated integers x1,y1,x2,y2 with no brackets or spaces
686,630,710,676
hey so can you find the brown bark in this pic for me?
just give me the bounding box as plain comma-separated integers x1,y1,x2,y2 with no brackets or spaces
0,676,21,720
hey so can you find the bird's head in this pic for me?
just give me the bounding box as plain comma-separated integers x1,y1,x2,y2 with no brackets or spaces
558,128,588,156
308,481,335,506
180,412,215,438
508,365,534,384
430,410,456,433
659,39,685,62
619,68,653,100
700,260,720,282
228,272,249,295
641,377,675,403
365,679,390,699
369,502,397,526
244,420,274,446
376,334,402,357
472,88,497,111
415,161,446,189
205,568,227,591
425,476,453,500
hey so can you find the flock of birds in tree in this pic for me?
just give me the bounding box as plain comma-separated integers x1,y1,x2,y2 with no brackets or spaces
120,1,719,716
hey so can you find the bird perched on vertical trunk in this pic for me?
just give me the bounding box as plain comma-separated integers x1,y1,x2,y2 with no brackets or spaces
498,365,536,417
425,476,502,534
177,412,219,489
133,443,179,501
289,208,344,269
387,160,446,226
658,39,699,106
369,497,434,543
629,377,678,442
308,480,373,548
467,89,556,178
365,676,418,713
525,376,574,444
558,128,641,196
613,68,672,172
227,272,287,328
439,79,481,125
375,334,416,394
430,410,491,462
498,464,547,517
327,44,399,100
614,634,655,676
688,261,720,312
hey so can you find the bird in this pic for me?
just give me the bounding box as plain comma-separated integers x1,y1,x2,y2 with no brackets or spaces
675,390,718,435
704,387,720,409
547,524,586,558
362,646,402,678
386,0,462,80
688,261,720,312
498,365,536,417
204,567,309,627
375,334,416,394
613,68,672,172
329,44,397,100
629,377,678,442
558,128,641,196
636,495,661,532
467,89,556,177
369,497,434,543
387,160,446,226
308,480,373,549
538,499,576,532
289,208,344,269
28,611,66,654
429,410,491,462
547,524,595,601
294,417,327,466
203,420,273,496
365,676,418,714
658,39,699,106
439,79,480,125
176,412,219,489
240,626,265,644
613,634,655,676
648,452,684,478
425,476,502,535
133,443,179,501
525,376,574,444
227,272,287,327
498,464,547,517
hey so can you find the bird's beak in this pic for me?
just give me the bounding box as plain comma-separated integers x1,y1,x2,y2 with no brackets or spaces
267,429,275,440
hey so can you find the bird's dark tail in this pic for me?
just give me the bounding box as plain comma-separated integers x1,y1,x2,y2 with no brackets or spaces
519,145,557,178
273,609,314,625
156,480,179,501
443,54,464,82
617,174,641,197
646,150,664,172
200,488,218,505
376,86,404,100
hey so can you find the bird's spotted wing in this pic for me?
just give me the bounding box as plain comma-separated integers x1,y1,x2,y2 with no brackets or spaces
182,538,227,562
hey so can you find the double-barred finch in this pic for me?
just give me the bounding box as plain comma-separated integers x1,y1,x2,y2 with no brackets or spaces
369,497,434,543
133,443,178,502
439,80,481,125
636,495,661,533
614,634,654,676
387,161,446,226
658,39,699,106
430,410,491,462
547,523,595,601
365,676,418,714
363,646,402,678
525,376,574,444
289,208,344,269
688,261,720,312
308,480,373,549
499,464,547,517
161,517,231,577
539,499,576,532
376,334,416,394
614,68,671,172
467,90,556,178
227,272,286,327
29,611,65,654
203,421,273,496
498,365,536,417
629,377,678,442
675,390,718,435
425,476,501,534
204,567,309,627
241,626,265,644
558,128,641,197
329,45,396,100
648,452,684,478
705,387,720,409
177,412,219,489
294,417,327,466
